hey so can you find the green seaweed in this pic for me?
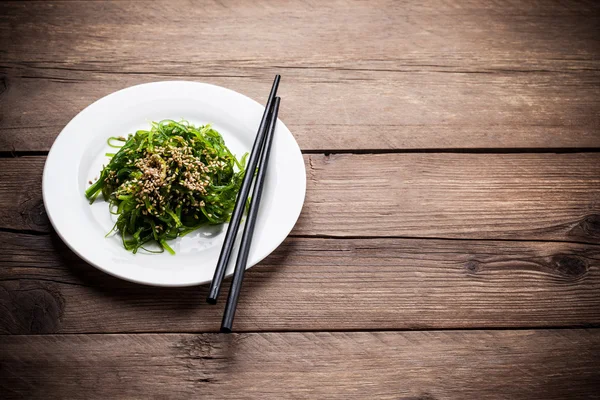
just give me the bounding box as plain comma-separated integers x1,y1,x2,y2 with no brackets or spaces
85,120,247,254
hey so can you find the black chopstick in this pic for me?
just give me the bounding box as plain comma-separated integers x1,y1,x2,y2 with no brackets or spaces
221,97,281,333
207,75,280,304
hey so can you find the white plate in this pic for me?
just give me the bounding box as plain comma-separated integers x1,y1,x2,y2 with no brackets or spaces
43,81,306,287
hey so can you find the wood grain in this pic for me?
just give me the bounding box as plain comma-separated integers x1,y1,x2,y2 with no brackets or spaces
2,330,599,399
1,0,599,151
2,154,599,242
2,1,600,398
2,232,599,334
2,1,598,65
301,153,600,241
1,69,599,152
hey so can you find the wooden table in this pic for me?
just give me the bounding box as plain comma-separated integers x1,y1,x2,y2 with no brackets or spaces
1,1,599,398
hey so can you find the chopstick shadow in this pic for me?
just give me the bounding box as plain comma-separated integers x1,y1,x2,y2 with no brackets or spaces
48,229,289,331
49,231,215,312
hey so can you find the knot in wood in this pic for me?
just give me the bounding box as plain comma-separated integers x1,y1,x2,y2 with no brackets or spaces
552,255,588,278
580,214,600,239
465,260,480,274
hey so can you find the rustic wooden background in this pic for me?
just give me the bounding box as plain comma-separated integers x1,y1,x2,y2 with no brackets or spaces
1,1,600,398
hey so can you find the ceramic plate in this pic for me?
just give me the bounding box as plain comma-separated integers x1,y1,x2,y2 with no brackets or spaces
43,81,306,286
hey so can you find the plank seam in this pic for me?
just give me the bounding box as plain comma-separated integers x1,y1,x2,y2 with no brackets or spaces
2,326,600,336
3,148,600,158
2,228,600,247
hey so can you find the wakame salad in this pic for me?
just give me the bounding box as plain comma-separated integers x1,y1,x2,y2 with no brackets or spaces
85,120,247,255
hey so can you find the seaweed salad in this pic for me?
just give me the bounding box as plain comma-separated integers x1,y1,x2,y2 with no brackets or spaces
85,120,247,254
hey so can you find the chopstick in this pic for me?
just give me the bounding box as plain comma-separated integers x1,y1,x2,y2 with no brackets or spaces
207,75,280,304
221,97,281,333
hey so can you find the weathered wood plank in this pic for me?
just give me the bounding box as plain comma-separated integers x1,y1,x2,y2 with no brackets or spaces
1,330,599,399
2,154,599,242
2,0,598,65
1,232,599,334
1,72,599,152
300,153,600,242
0,157,47,233
1,0,599,151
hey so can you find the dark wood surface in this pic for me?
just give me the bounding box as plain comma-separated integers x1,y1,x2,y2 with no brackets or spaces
2,330,600,399
1,1,599,399
2,233,600,334
1,0,600,152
